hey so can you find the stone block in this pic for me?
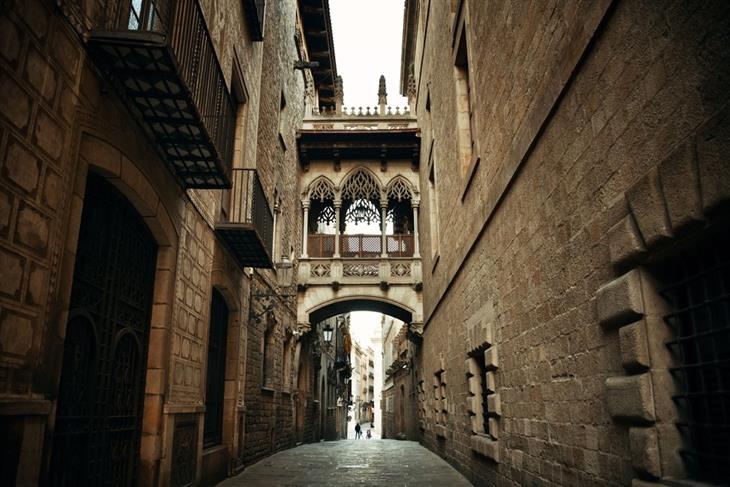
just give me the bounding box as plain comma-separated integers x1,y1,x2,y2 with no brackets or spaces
25,46,57,102
627,168,672,249
79,135,122,177
468,376,482,396
607,214,646,268
484,346,499,370
0,73,31,131
15,204,49,254
488,418,499,439
629,427,661,478
42,169,64,211
465,357,479,377
26,262,47,307
119,157,159,217
470,434,500,462
485,371,496,393
696,112,730,214
605,374,655,423
619,321,650,373
487,393,501,416
4,139,40,194
33,110,63,160
17,0,50,40
0,309,34,356
469,410,484,434
0,16,22,65
0,246,24,299
596,270,644,328
0,191,11,236
658,139,703,233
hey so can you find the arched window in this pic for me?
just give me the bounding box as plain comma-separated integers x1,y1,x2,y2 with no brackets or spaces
204,289,229,447
307,178,336,257
386,177,415,257
340,169,382,257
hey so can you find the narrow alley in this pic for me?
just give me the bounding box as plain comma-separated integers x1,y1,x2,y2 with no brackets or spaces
1,0,729,486
218,440,472,487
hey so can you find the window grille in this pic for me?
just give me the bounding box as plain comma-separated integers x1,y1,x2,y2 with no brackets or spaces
655,225,730,483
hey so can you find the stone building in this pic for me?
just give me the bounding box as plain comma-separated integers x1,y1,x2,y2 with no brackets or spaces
402,0,730,486
351,339,375,425
0,0,335,485
381,318,419,440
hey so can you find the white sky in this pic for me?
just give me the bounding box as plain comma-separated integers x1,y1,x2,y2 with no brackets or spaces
329,0,409,109
329,2,408,348
349,311,382,345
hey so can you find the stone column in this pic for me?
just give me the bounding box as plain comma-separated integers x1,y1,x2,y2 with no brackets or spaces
302,200,309,258
412,200,420,258
334,198,341,258
378,75,387,115
381,199,388,258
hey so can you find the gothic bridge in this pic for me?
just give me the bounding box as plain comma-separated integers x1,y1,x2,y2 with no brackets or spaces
295,78,423,335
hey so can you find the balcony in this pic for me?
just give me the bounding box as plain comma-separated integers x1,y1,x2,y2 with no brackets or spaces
87,0,234,188
307,234,414,258
215,169,273,268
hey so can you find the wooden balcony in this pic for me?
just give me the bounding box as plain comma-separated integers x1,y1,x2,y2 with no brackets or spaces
215,169,273,268
87,0,234,188
308,235,335,258
340,235,381,258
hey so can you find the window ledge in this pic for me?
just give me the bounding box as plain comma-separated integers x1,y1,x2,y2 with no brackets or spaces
203,443,227,455
470,434,499,462
261,386,275,394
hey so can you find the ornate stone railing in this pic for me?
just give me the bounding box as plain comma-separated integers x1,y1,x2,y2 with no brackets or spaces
298,257,422,288
312,106,412,117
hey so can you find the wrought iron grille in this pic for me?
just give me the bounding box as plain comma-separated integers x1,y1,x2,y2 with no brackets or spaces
171,415,197,487
655,225,730,483
204,289,229,447
51,173,157,487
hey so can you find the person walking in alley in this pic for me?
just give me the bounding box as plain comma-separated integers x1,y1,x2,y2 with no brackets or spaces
366,428,372,439
354,422,362,439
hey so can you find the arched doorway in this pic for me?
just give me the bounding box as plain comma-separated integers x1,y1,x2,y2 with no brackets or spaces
50,173,158,487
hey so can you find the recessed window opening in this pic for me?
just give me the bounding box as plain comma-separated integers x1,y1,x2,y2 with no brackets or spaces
204,289,229,447
453,27,474,176
653,224,730,484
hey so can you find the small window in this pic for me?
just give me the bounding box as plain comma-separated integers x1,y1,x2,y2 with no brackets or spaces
433,370,447,425
453,26,474,176
278,90,287,151
428,149,440,260
204,289,229,447
653,225,730,483
467,349,490,436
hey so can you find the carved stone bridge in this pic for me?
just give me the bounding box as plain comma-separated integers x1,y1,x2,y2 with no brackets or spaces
295,76,423,334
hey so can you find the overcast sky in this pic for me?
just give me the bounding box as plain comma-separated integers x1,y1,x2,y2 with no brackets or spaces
329,0,409,109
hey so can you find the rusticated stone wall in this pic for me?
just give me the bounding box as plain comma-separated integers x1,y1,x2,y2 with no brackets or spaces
410,0,730,485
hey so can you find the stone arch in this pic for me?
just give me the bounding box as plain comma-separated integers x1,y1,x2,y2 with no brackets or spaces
386,175,415,202
307,295,414,325
53,129,182,484
340,166,383,201
306,176,335,202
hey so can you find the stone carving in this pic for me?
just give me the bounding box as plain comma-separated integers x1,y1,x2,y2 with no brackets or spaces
391,262,411,277
310,263,331,278
387,177,413,202
343,263,379,277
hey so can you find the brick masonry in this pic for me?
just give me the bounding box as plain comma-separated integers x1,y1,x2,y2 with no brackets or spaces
407,0,730,485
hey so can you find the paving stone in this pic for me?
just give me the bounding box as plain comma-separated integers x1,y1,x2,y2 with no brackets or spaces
219,440,473,487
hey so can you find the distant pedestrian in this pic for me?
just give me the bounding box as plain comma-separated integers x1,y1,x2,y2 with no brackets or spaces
366,429,372,439
354,422,362,439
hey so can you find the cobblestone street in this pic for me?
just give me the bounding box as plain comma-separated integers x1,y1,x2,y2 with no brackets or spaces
219,440,473,486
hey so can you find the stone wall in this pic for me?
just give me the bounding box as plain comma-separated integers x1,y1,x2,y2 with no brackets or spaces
411,0,730,485
0,0,296,485
241,0,306,465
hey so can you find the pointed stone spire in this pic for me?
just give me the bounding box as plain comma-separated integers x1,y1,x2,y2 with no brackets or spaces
378,74,387,114
334,75,344,114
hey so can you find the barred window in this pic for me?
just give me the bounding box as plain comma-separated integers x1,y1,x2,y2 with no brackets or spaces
654,225,730,483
